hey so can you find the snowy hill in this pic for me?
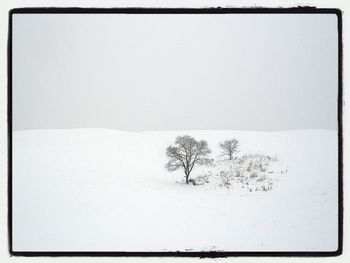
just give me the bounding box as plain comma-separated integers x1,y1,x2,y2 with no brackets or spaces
12,129,338,252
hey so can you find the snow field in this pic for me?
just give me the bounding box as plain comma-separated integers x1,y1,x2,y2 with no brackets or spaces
13,129,338,251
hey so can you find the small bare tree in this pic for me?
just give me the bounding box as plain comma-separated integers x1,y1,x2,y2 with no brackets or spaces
219,139,239,160
166,135,211,184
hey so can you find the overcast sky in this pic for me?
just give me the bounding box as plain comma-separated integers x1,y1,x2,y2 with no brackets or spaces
12,13,338,131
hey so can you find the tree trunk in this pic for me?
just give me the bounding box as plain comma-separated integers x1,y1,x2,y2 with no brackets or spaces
185,172,189,184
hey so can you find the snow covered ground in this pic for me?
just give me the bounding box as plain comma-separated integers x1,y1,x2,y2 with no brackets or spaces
12,129,338,252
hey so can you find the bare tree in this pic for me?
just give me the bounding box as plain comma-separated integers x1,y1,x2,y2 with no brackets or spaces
166,135,211,184
219,139,239,160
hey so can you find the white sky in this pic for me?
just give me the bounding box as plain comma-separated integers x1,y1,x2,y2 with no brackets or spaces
12,13,338,131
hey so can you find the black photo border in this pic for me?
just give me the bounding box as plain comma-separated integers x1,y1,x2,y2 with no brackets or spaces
7,6,343,258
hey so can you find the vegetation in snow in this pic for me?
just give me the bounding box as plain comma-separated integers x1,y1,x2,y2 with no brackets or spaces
167,136,288,192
